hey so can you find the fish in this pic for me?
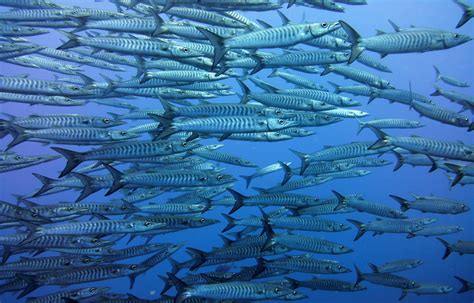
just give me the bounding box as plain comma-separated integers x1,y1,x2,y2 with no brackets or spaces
367,259,423,273
454,276,474,293
347,218,435,241
390,194,470,214
354,265,420,290
399,283,453,301
433,65,470,87
356,118,424,135
340,20,472,63
454,0,473,28
437,238,474,259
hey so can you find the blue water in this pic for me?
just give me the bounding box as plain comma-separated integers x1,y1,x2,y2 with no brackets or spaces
0,0,473,302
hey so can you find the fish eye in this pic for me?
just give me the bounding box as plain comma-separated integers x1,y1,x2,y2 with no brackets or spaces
71,87,79,91
278,119,285,124
217,175,224,181
144,221,152,227
130,265,137,270
339,245,344,249
321,22,328,28
199,176,208,181
182,47,189,52
338,265,342,269
411,281,416,285
275,110,281,114
274,287,280,293
120,131,127,135
102,118,110,124
15,155,22,160
90,288,96,292
344,53,349,56
67,207,74,211
274,133,281,137
182,142,187,146
31,213,38,217
200,218,206,223
83,258,90,263
454,34,459,38
92,239,98,243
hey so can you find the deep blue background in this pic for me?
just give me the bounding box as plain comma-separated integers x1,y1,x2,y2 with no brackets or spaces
0,0,473,302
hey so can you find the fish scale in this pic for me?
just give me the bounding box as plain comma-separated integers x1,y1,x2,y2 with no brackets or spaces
8,114,117,129
283,89,356,106
0,76,89,96
0,255,99,272
166,7,246,28
269,216,349,232
322,64,392,89
262,255,349,274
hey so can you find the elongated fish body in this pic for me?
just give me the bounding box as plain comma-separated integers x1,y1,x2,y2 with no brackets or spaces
0,24,48,37
411,100,472,130
139,202,208,215
5,114,123,129
281,88,358,107
357,118,423,134
299,161,356,176
191,149,257,167
0,157,60,173
191,243,290,261
59,35,204,58
319,169,370,179
256,50,349,71
330,83,376,97
438,239,474,259
392,194,469,214
333,191,406,218
321,107,369,118
269,71,327,91
408,225,464,238
25,287,110,303
0,0,62,8
0,233,111,248
207,131,292,142
431,86,474,110
33,219,165,237
304,34,352,50
0,255,102,272
322,64,393,89
278,127,315,137
347,218,432,241
356,52,392,72
355,266,420,289
247,92,335,112
434,65,469,87
8,55,81,75
166,7,247,28
268,216,350,232
143,70,228,83
260,254,350,274
270,233,352,254
0,9,92,21
0,76,91,96
372,132,474,162
401,283,453,300
335,156,392,167
291,142,394,173
290,277,366,291
230,191,320,209
258,176,331,193
368,259,423,273
176,281,296,302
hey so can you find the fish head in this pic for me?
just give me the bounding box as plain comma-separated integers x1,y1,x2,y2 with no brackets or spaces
267,118,299,130
458,203,470,212
453,116,471,127
190,216,220,227
336,51,351,63
380,80,394,89
89,116,125,128
60,84,93,96
262,284,294,299
309,21,340,37
265,132,292,141
49,96,84,106
72,236,113,248
108,130,140,141
407,280,421,289
409,120,424,128
390,209,408,219
357,170,371,176
212,173,237,185
313,101,335,111
170,45,204,58
172,140,200,153
333,244,353,254
55,204,89,216
443,32,472,48
76,286,111,299
200,144,224,151
338,163,356,170
72,256,104,267
131,220,166,232
262,107,296,119
287,128,314,137
22,27,49,36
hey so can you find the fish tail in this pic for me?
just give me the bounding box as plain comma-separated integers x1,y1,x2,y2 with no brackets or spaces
332,190,347,211
339,20,365,63
437,237,452,260
284,276,301,289
355,117,365,135
389,194,410,212
398,289,408,301
103,163,125,196
1,121,29,151
354,264,364,285
249,54,265,75
219,234,234,246
167,257,181,275
31,173,56,197
288,149,310,175
366,126,391,149
221,213,236,232
51,147,84,178
327,81,340,94
252,257,268,278
151,11,167,36
454,276,471,293
239,174,253,189
433,65,441,81
166,272,191,303
70,172,100,202
455,0,473,28
261,221,277,252
426,155,438,173
287,0,297,8
158,96,176,119
15,273,40,299
236,79,250,104
392,151,404,171
320,65,334,76
268,68,279,78
186,247,207,270
57,30,80,50
147,114,178,140
278,161,293,186
347,219,366,241
430,85,442,96
227,188,246,214
158,275,172,295
444,163,464,186
468,122,474,132
196,28,228,69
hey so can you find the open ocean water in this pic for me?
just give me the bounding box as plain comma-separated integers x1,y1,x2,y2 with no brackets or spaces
0,0,473,302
